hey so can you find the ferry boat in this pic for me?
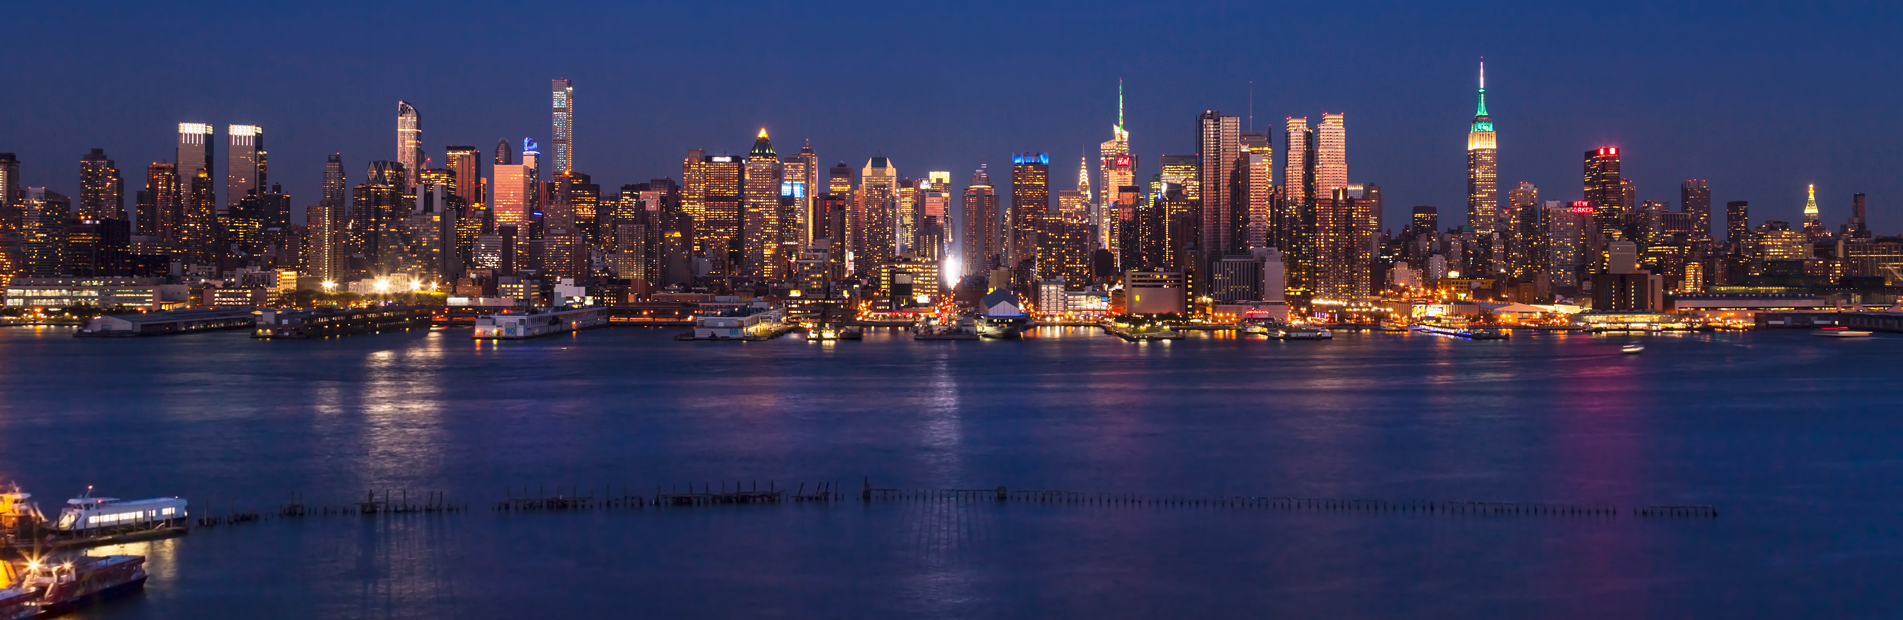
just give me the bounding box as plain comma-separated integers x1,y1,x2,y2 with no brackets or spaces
473,306,610,339
914,318,979,341
1243,317,1332,340
976,290,1033,339
1,554,148,619
1411,317,1509,340
1813,326,1874,338
51,491,188,538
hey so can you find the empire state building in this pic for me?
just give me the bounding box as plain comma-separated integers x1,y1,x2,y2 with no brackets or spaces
1467,61,1498,235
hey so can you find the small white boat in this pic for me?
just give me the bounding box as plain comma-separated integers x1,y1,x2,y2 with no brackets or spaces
1813,327,1873,338
1621,343,1645,354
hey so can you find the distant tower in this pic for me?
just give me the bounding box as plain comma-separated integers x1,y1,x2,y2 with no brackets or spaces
494,138,513,166
1315,113,1348,196
78,148,125,221
1680,180,1711,244
323,154,347,209
445,146,482,213
551,78,574,174
227,124,264,210
397,101,422,190
1466,61,1498,235
1009,153,1049,271
1099,81,1133,250
1197,110,1241,256
743,128,783,278
1584,147,1622,238
962,165,998,275
1803,183,1821,228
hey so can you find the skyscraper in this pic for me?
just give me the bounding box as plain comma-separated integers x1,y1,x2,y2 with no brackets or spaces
1282,118,1311,207
551,79,574,175
1584,147,1623,239
176,123,216,262
1197,111,1240,256
1802,183,1823,234
177,122,214,201
0,153,17,216
137,163,179,239
227,124,264,211
1315,113,1348,197
397,101,422,190
445,146,482,213
1099,81,1133,251
743,129,783,279
1726,200,1750,246
1010,153,1049,271
701,154,744,274
792,142,818,247
858,155,899,280
962,165,998,276
78,149,124,222
1411,206,1439,236
1681,179,1711,244
1466,62,1498,235
1239,133,1272,250
323,153,347,211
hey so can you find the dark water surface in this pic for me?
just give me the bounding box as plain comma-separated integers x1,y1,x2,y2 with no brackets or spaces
1,326,1899,618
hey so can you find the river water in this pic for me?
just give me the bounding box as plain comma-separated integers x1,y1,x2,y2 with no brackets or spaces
0,325,1897,618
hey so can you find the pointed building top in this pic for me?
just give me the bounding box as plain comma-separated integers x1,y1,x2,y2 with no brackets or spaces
757,128,769,139
1805,184,1820,216
1470,60,1494,134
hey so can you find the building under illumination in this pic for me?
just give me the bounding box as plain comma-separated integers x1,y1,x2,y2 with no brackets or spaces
227,125,264,211
397,102,422,190
961,165,998,276
742,129,783,279
1466,62,1498,235
1585,147,1623,240
551,79,573,175
1010,153,1049,273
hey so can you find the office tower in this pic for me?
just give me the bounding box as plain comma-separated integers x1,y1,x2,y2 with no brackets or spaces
1100,81,1133,250
681,149,707,237
138,163,180,240
1850,192,1868,233
856,155,899,280
1512,192,1549,280
791,142,818,246
1802,183,1824,236
701,154,744,274
227,125,264,211
1281,117,1316,301
78,149,124,222
322,153,347,212
1239,133,1272,249
551,79,574,174
962,165,998,276
19,189,70,277
1010,153,1049,271
397,101,422,190
743,129,783,279
0,153,17,216
1725,201,1750,246
918,172,951,259
1316,114,1347,196
827,161,852,261
493,156,533,230
1467,62,1498,235
1545,201,1589,288
1197,111,1240,256
1584,148,1622,238
1681,180,1711,244
1410,206,1439,239
181,167,217,264
445,146,483,213
177,122,215,209
1314,186,1375,300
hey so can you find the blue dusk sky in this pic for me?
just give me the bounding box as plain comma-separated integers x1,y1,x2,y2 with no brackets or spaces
3,0,1898,232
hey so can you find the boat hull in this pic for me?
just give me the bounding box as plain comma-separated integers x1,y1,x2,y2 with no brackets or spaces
36,574,146,616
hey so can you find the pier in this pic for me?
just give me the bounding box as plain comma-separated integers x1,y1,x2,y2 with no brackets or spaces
74,308,257,338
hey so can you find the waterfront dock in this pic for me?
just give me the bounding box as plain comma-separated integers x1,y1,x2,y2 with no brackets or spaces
253,306,431,339
1105,324,1184,341
75,308,258,338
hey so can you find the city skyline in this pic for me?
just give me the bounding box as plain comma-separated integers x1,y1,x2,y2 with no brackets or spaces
0,2,1894,234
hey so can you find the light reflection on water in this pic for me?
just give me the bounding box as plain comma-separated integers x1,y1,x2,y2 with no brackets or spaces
1,327,1900,618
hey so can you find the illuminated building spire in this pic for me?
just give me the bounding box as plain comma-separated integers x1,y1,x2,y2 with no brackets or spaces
1804,184,1819,217
1117,79,1124,130
1078,155,1092,205
1470,60,1492,132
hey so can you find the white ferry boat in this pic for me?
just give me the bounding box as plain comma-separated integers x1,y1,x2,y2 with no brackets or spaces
1412,317,1509,340
51,493,188,535
473,306,610,339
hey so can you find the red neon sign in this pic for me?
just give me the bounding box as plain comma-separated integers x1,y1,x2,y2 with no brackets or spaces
1571,200,1594,214
1114,156,1132,167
